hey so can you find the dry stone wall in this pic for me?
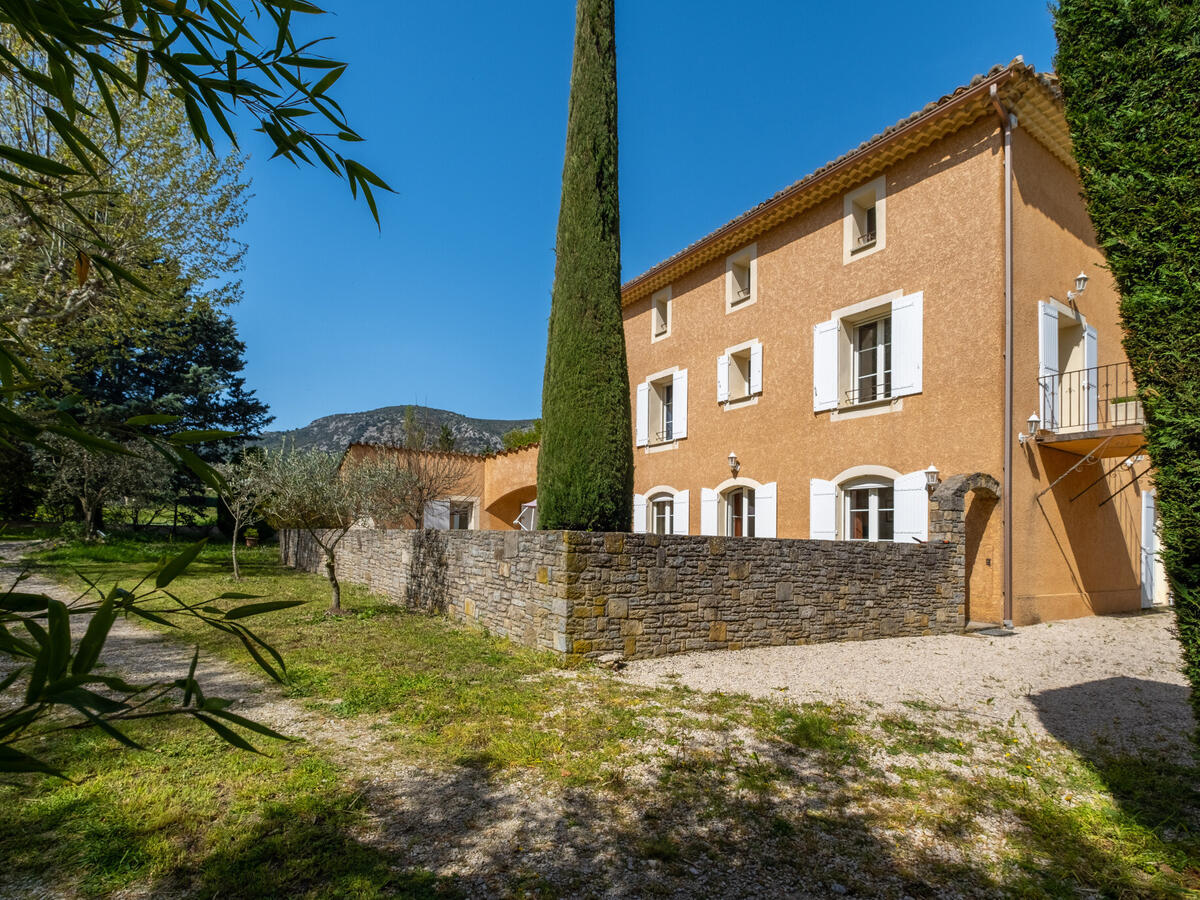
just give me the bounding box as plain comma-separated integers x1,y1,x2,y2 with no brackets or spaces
281,528,963,661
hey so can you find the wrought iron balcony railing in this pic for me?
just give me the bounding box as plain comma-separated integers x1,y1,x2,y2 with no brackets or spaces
1038,361,1144,433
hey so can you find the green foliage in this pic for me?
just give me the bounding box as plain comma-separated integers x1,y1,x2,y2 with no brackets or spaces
0,539,296,776
501,418,541,451
436,423,456,452
537,0,633,532
1054,0,1200,738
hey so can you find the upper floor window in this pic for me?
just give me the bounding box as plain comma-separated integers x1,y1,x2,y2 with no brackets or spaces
725,244,758,312
813,291,922,413
852,315,892,404
717,339,763,404
636,368,688,449
651,286,671,342
843,176,886,264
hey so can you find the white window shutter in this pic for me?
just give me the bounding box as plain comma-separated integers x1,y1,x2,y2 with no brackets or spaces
812,320,838,411
673,369,688,439
635,382,649,447
891,291,923,397
750,342,763,395
1039,301,1060,429
423,499,450,530
632,493,647,533
893,470,929,543
809,479,837,539
756,481,777,537
673,490,690,535
1084,324,1098,429
716,355,730,403
700,488,719,535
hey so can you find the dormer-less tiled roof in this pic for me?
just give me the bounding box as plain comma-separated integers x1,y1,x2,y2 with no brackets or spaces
621,59,1068,305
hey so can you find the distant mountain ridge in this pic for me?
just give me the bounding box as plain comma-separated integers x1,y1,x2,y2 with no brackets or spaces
258,405,537,455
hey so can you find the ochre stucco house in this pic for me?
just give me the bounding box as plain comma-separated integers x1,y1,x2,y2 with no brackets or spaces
356,60,1164,630
622,59,1162,627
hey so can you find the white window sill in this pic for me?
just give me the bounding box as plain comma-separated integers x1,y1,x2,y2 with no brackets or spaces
830,396,905,421
645,439,680,454
722,394,759,411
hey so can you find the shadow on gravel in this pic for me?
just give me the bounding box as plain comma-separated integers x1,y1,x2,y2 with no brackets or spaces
1030,675,1194,759
353,741,1004,899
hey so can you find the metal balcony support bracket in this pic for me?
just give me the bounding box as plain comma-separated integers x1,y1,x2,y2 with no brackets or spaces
1067,445,1147,503
1097,451,1149,509
1035,436,1114,499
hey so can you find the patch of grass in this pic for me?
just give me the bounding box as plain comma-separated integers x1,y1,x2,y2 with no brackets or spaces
0,522,59,540
0,717,449,898
878,714,968,756
753,702,862,757
25,539,656,785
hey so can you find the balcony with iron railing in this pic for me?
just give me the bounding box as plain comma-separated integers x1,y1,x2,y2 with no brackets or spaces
1036,361,1145,457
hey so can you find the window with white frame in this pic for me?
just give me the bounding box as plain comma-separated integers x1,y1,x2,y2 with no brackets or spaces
725,244,757,311
852,314,892,404
449,500,474,530
633,488,690,535
809,469,929,543
636,369,688,449
843,480,894,542
813,291,922,413
843,176,886,263
651,287,671,341
717,340,763,404
650,493,674,535
725,486,755,537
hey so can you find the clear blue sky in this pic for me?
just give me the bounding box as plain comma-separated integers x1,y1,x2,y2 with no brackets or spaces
234,0,1058,431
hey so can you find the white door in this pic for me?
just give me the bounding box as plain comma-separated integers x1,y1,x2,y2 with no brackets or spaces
1141,489,1168,608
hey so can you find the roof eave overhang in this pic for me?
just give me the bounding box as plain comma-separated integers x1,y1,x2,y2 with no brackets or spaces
620,66,1072,307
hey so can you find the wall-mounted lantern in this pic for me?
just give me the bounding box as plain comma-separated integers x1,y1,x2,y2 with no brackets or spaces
1018,412,1041,445
728,451,740,476
924,464,940,492
1067,271,1089,302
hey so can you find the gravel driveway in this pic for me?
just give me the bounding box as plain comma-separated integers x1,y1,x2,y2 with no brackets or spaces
621,611,1194,757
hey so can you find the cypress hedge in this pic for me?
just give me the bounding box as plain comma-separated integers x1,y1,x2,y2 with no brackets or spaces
1054,0,1200,735
537,0,633,532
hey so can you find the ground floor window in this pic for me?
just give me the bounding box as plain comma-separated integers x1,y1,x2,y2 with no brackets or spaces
650,493,674,535
449,500,473,530
844,481,894,541
725,486,755,537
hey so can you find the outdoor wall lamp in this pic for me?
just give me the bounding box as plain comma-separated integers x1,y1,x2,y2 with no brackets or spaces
728,451,740,476
924,464,940,492
1067,271,1089,302
1018,412,1041,445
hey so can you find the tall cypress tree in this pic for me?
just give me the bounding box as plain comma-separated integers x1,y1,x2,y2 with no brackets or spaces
1054,0,1200,735
537,0,633,532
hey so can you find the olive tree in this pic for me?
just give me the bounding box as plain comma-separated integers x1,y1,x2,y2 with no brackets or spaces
216,455,265,581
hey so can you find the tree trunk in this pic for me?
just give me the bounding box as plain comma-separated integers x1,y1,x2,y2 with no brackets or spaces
231,531,241,580
325,552,341,613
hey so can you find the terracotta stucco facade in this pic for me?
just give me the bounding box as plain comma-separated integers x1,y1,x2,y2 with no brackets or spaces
619,63,1156,626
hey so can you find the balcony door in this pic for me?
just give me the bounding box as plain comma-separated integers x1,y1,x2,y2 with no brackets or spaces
1039,301,1098,433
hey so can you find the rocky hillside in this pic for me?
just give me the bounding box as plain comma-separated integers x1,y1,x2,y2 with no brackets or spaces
258,405,537,456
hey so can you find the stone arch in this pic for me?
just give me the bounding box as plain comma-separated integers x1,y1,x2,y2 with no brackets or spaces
929,473,1001,543
929,473,1002,624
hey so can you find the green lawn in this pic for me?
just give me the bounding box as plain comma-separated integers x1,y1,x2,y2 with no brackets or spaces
6,537,1198,898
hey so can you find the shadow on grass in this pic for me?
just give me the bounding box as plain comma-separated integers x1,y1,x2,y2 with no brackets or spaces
187,790,456,900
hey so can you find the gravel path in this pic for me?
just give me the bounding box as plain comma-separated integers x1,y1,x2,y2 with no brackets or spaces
621,612,1194,757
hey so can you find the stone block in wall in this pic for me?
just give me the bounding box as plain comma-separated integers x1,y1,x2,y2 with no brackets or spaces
648,568,677,592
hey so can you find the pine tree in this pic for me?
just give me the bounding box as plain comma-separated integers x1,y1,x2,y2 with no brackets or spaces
537,0,633,532
1054,0,1200,736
